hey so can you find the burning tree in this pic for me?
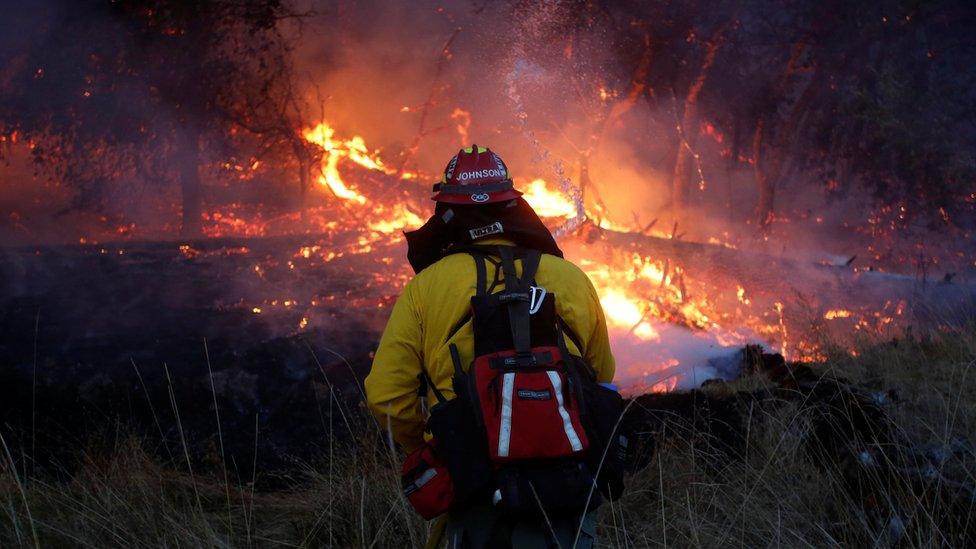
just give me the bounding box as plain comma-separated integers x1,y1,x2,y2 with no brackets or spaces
526,0,976,241
0,0,308,236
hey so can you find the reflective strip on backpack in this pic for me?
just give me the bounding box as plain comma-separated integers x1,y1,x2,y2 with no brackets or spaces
414,467,438,488
498,372,516,457
403,467,438,497
546,370,584,452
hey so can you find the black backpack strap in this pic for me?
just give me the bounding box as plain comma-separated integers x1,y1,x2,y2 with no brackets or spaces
557,316,584,354
472,252,488,296
498,246,541,288
449,343,465,379
418,369,447,404
555,320,598,381
519,249,542,286
498,246,538,357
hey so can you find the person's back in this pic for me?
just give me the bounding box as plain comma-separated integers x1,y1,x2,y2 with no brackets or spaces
365,145,618,548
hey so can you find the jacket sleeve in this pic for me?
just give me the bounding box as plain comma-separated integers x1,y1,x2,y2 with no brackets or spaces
583,275,616,383
364,281,426,452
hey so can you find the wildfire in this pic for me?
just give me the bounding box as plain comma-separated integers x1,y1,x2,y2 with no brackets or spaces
303,123,368,203
736,285,751,305
303,121,418,204
599,290,659,340
578,252,746,351
298,121,425,237
450,108,472,146
165,117,922,393
520,178,577,219
367,204,424,234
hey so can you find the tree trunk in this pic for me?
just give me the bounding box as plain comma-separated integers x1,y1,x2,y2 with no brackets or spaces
298,157,309,226
753,119,775,229
178,129,203,238
595,31,652,154
578,152,608,216
293,138,311,226
672,138,693,217
753,38,812,230
726,121,741,226
671,32,724,222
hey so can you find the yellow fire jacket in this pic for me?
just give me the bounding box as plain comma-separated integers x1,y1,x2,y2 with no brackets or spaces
365,240,615,452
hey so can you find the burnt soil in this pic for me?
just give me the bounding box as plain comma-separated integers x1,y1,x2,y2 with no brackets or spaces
0,235,399,484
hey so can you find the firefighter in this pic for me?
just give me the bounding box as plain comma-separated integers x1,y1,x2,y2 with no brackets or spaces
365,145,616,548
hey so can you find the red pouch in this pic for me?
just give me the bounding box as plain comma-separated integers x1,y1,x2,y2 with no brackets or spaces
401,440,454,520
470,346,590,463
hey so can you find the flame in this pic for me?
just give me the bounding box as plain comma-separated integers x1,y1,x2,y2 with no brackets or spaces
520,178,577,219
367,204,424,234
136,114,925,393
580,252,741,349
736,285,751,305
298,121,424,235
303,121,418,204
450,108,471,146
303,123,368,204
600,290,660,340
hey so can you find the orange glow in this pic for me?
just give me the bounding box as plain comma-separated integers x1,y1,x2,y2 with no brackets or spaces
303,121,419,203
149,113,923,394
367,204,424,234
302,123,368,203
600,290,659,340
450,108,472,146
520,178,577,219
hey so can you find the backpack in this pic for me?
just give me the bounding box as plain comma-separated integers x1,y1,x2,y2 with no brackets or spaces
401,245,626,518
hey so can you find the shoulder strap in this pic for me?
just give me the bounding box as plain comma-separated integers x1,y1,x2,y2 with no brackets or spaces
556,316,584,354
498,246,541,356
519,249,542,286
418,370,447,404
472,252,488,296
498,246,541,288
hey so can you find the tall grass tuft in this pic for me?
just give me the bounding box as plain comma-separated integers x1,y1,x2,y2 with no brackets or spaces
1,329,973,547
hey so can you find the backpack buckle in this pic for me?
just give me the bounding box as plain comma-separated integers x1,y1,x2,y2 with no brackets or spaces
499,353,537,367
498,291,530,303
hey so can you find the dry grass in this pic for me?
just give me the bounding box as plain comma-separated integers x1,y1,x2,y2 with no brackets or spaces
1,432,429,548
2,328,974,547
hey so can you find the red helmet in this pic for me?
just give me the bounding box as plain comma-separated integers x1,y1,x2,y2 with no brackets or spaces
431,145,523,204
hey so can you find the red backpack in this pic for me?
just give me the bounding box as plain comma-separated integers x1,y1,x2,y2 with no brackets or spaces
401,246,625,518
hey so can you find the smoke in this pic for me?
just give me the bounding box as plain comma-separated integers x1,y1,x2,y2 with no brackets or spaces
609,324,744,393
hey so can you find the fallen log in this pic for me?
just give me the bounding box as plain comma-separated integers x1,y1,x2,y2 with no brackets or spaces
572,222,976,327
